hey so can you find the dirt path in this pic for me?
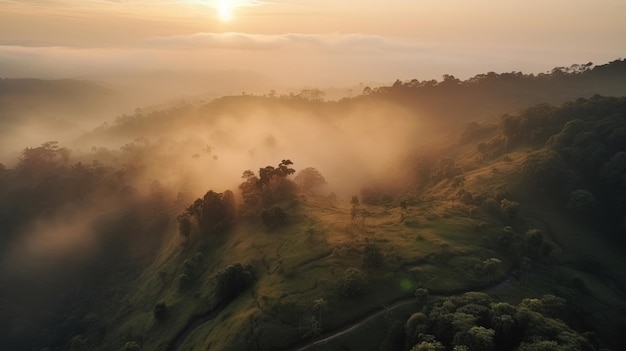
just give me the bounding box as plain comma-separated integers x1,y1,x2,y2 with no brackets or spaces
280,273,516,351
288,298,419,351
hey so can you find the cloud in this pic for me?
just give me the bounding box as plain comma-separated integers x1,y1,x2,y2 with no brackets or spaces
0,30,434,87
145,32,423,53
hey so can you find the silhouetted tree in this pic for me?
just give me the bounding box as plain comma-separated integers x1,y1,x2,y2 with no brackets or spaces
181,189,236,236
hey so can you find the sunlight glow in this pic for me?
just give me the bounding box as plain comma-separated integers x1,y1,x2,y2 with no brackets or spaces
216,1,235,22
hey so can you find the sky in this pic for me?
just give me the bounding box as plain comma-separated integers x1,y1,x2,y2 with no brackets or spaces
1,0,625,86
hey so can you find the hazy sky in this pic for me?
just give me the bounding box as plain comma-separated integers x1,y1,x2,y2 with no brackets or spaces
1,0,625,86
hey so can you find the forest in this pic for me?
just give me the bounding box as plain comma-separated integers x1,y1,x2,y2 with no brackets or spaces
1,59,626,351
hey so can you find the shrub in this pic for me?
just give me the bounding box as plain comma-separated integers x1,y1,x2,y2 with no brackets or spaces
215,263,255,303
153,302,167,320
340,267,369,298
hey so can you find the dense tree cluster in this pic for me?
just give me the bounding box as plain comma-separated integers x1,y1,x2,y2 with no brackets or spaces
404,292,592,351
238,159,297,225
177,190,236,237
498,96,626,242
0,141,176,351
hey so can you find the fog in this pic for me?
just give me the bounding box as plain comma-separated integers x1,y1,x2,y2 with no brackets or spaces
0,82,437,277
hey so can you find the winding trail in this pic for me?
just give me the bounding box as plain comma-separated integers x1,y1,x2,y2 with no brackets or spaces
167,272,517,351
287,298,419,351
280,273,515,351
168,207,545,351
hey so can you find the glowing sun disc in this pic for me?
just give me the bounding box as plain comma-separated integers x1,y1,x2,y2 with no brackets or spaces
217,1,234,22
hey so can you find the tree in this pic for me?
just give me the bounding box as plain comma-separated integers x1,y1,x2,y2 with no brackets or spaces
180,189,236,236
239,160,297,212
482,258,502,284
522,150,566,189
459,326,495,351
294,167,327,193
240,170,261,209
340,267,369,297
215,263,255,303
411,340,445,351
298,88,325,101
17,141,70,181
350,195,360,221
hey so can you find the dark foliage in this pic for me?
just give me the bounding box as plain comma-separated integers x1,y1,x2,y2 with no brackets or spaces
153,302,168,320
179,189,237,237
0,141,174,351
261,205,288,229
404,293,593,351
215,263,255,303
340,267,369,298
496,96,626,244
239,160,296,214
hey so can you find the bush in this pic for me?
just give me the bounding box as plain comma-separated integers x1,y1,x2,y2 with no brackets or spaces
215,263,255,303
153,302,167,320
340,267,369,298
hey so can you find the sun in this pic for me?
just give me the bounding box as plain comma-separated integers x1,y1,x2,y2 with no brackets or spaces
216,1,235,22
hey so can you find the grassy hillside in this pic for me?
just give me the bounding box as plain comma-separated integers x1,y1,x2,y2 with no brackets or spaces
79,96,626,351
1,61,626,351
